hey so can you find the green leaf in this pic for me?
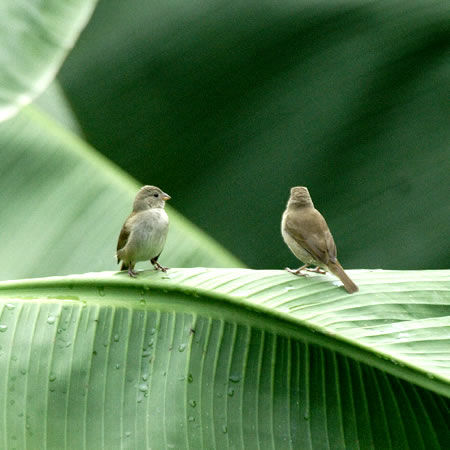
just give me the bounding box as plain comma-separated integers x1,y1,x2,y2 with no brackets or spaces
0,106,242,282
0,269,448,448
35,81,83,136
60,0,450,270
0,0,98,121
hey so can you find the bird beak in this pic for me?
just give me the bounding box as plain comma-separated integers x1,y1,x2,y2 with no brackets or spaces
162,193,171,201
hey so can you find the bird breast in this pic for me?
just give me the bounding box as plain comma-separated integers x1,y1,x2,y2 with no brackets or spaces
128,209,169,261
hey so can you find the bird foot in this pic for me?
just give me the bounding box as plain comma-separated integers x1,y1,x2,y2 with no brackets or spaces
285,267,308,277
152,261,169,272
128,268,138,278
306,266,326,274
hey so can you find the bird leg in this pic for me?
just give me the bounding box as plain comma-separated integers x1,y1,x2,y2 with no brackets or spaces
285,264,309,276
306,266,327,274
127,266,138,278
151,258,169,272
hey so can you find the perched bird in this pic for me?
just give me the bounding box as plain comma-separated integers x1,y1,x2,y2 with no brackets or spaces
116,185,170,277
281,186,358,293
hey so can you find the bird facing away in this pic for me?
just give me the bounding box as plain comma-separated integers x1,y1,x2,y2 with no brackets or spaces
116,185,170,277
281,186,358,293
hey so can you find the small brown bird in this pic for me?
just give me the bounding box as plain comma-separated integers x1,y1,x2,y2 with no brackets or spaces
116,185,170,277
281,186,358,293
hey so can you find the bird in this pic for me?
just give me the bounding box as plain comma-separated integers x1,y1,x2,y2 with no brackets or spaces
116,185,170,277
281,186,358,293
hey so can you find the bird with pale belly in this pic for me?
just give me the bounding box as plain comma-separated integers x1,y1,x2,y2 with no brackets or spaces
116,185,170,277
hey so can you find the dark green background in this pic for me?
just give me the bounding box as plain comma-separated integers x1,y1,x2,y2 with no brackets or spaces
59,0,450,270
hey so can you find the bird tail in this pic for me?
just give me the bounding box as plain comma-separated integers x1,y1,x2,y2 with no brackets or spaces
328,261,359,294
120,261,129,271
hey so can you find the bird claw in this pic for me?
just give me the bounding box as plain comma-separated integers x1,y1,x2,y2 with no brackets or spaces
306,267,326,274
285,267,308,277
152,261,169,272
128,268,138,278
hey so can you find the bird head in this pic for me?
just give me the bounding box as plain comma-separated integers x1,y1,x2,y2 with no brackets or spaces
133,185,171,211
288,186,314,208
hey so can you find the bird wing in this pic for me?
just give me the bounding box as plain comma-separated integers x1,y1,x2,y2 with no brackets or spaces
324,228,337,263
116,213,134,262
285,209,337,265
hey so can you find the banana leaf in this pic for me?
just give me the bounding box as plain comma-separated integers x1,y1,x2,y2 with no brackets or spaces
0,268,448,448
0,0,98,121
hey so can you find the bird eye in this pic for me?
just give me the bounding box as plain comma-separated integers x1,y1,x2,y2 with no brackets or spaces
153,193,159,198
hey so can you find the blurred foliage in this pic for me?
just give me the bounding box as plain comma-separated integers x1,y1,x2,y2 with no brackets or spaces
59,0,450,270
0,102,241,282
0,0,97,120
